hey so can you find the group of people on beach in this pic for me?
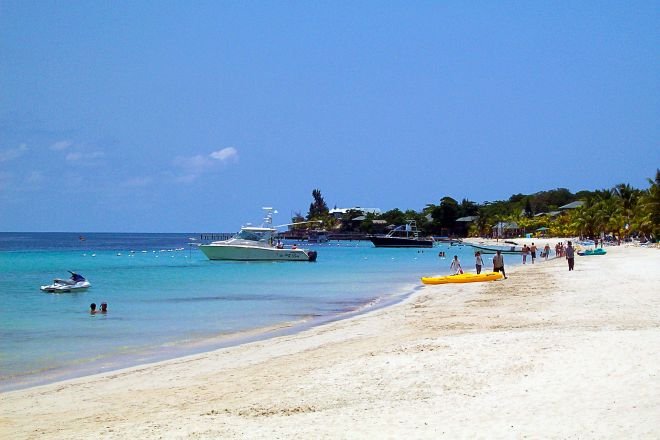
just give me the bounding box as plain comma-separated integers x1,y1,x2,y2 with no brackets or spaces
555,242,571,258
448,250,508,279
522,243,553,264
447,239,580,279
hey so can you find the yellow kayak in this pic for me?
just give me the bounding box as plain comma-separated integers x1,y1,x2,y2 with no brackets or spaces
421,272,503,285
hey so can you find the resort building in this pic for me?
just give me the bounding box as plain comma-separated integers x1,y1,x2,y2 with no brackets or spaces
558,201,585,210
328,207,381,220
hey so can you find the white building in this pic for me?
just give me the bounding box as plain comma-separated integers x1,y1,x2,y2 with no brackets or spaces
328,207,381,219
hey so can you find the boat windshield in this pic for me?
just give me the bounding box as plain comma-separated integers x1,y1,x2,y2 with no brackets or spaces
235,230,269,242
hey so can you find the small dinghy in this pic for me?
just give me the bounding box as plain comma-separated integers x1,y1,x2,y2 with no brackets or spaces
41,271,91,293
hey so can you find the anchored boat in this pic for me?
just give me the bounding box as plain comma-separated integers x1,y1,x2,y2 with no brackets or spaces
368,220,433,248
41,271,91,293
199,208,318,262
468,243,523,254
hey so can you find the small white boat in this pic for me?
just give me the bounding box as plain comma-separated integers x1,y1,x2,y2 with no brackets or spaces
199,208,318,262
41,272,91,293
468,243,523,254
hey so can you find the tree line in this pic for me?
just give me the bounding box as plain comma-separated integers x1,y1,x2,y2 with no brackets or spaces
296,169,660,241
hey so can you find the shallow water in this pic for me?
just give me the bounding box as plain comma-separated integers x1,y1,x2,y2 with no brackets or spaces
0,233,488,390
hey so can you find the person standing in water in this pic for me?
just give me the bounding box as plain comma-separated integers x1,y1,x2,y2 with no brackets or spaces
492,250,507,279
475,252,485,274
449,255,463,274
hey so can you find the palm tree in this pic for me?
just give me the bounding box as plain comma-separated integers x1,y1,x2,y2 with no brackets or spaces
569,206,594,238
612,183,639,237
633,169,660,238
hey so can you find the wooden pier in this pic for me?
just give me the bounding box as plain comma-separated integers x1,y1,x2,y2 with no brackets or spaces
199,233,235,241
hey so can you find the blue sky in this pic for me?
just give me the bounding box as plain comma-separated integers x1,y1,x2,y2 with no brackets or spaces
1,1,658,232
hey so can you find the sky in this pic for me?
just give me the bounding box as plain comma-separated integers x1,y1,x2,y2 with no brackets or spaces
1,1,658,232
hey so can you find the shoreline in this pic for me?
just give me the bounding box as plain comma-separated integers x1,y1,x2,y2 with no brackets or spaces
0,235,543,393
0,278,421,393
1,236,535,394
2,244,659,438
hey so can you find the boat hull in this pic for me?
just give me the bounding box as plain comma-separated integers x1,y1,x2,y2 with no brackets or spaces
368,236,434,248
577,249,607,256
40,281,91,293
421,272,503,285
199,244,316,261
468,244,522,254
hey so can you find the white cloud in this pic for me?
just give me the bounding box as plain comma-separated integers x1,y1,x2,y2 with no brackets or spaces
65,151,105,162
65,152,82,161
173,147,239,183
210,147,238,162
50,140,73,151
0,143,28,162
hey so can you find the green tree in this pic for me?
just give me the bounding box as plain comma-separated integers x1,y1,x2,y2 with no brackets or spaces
380,209,407,226
633,169,660,238
524,198,533,218
307,189,329,220
438,197,459,232
612,183,639,236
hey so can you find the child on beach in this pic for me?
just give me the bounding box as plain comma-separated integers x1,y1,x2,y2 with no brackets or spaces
450,255,463,274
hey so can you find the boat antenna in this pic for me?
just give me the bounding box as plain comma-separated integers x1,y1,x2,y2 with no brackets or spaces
262,207,277,226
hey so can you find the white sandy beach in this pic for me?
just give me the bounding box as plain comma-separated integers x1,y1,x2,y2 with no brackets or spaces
2,242,659,439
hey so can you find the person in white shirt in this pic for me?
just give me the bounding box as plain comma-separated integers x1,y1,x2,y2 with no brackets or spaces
475,252,485,274
449,255,463,275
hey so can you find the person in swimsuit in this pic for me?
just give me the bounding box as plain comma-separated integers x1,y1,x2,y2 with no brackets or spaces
492,250,507,279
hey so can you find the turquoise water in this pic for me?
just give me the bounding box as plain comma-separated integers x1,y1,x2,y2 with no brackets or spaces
0,233,489,391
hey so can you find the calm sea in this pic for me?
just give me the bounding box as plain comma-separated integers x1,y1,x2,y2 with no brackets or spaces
0,232,487,391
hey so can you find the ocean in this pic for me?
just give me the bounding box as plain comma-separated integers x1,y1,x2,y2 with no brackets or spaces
0,232,491,391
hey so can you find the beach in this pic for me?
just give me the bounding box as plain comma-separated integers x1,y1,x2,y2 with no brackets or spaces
2,243,659,439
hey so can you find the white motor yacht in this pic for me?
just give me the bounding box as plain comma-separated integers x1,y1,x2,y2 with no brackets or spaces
199,208,318,262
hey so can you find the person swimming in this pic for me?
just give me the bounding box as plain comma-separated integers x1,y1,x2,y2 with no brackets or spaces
90,303,97,314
